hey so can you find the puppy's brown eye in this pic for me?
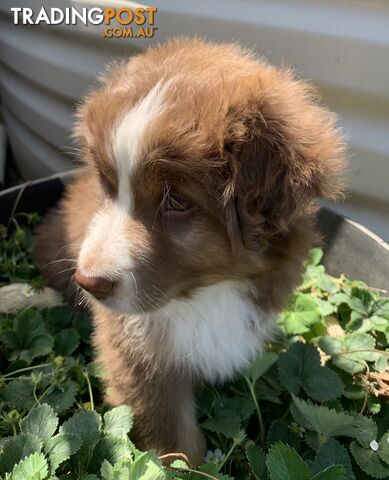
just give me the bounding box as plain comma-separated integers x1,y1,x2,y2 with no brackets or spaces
164,195,191,213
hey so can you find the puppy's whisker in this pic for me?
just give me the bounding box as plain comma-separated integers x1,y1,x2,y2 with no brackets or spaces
128,271,140,308
53,266,77,277
54,243,81,257
46,258,78,266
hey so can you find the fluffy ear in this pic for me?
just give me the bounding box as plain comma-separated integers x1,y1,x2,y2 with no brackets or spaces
222,68,346,251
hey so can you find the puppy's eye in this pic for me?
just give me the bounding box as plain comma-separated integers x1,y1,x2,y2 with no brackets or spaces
164,195,191,213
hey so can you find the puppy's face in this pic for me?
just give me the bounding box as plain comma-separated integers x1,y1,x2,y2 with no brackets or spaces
74,40,345,314
77,81,238,314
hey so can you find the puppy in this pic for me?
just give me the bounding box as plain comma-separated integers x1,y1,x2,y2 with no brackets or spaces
34,38,345,464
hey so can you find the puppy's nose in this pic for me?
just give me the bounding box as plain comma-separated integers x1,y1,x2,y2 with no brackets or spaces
75,269,114,299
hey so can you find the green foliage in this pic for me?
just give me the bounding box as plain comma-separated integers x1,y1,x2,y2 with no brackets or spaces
266,442,311,480
278,342,344,401
319,333,378,374
310,439,355,480
19,404,58,444
7,452,48,480
0,214,43,287
0,218,388,479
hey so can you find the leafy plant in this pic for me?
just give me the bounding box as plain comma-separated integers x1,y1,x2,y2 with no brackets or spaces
0,223,388,479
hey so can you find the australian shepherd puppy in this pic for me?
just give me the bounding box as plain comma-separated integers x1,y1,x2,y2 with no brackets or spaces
34,38,345,464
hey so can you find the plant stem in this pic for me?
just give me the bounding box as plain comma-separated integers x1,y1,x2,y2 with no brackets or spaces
159,452,192,466
33,382,41,406
3,363,52,378
218,440,238,472
84,370,94,410
360,363,370,416
38,383,55,403
244,376,265,446
3,373,53,382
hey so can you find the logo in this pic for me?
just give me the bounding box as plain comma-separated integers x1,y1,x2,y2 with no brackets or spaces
10,6,158,39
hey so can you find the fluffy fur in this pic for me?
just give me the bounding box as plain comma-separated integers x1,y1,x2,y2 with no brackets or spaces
33,38,346,465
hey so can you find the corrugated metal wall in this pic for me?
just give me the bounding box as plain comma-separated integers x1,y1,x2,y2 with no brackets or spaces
1,0,388,240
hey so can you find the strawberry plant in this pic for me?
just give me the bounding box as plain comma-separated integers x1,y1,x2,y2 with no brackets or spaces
0,219,388,479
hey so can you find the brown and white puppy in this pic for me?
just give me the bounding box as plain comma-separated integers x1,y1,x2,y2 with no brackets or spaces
33,38,345,464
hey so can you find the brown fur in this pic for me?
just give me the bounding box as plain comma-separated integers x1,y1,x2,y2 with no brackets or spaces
33,38,346,464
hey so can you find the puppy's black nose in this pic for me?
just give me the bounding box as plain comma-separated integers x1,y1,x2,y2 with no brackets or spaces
75,269,114,299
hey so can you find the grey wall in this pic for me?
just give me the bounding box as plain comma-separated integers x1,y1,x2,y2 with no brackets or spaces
1,0,388,240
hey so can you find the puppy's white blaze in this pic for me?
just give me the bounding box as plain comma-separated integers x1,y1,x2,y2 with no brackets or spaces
157,281,274,382
79,82,170,279
113,80,170,212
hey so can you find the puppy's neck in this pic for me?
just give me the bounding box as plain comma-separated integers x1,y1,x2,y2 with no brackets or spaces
147,280,274,382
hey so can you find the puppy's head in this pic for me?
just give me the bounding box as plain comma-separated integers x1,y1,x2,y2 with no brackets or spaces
74,38,346,314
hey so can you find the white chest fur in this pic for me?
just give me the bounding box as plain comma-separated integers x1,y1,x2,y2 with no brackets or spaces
151,281,273,382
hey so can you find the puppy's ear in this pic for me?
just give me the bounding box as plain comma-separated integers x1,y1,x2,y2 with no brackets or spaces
222,68,346,251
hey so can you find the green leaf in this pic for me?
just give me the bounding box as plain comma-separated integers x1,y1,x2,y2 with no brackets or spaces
282,294,322,335
88,435,133,474
266,442,311,480
310,465,345,480
7,309,54,365
197,463,234,480
349,288,375,316
20,404,58,444
103,406,133,438
44,381,77,413
14,309,45,344
303,367,344,402
45,305,73,330
87,361,104,379
100,459,131,480
310,439,355,480
170,459,188,469
375,351,389,372
54,328,80,356
378,433,389,466
0,434,42,475
329,292,350,307
44,433,82,472
1,330,22,352
352,415,378,448
244,352,278,384
299,265,339,294
202,409,241,438
19,334,54,365
290,396,360,446
312,297,336,317
60,410,102,471
350,440,389,479
315,275,340,295
278,343,343,401
246,443,267,480
267,421,299,450
129,451,166,480
9,452,48,480
343,384,365,401
306,248,324,267
319,333,377,374
0,378,36,409
213,396,255,421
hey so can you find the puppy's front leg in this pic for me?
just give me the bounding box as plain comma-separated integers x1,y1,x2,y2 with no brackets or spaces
93,307,206,466
130,372,206,467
